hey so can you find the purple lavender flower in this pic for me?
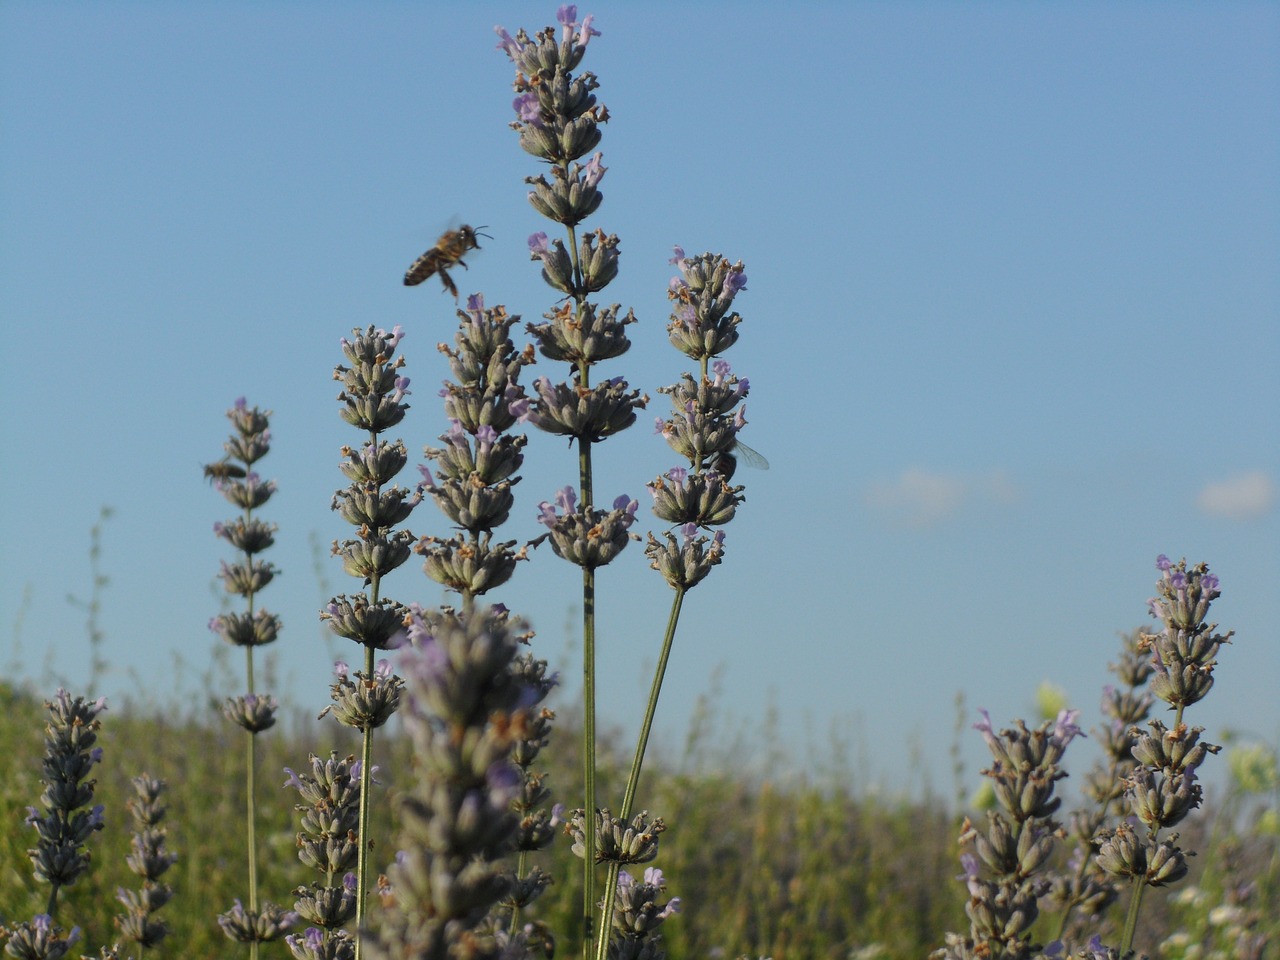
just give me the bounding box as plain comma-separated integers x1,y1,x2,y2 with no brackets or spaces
514,91,542,124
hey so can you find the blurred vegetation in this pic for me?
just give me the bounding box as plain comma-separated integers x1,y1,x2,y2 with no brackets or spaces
2,679,1276,959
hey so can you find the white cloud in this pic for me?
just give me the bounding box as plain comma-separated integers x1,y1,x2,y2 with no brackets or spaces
865,468,1017,529
1196,470,1276,520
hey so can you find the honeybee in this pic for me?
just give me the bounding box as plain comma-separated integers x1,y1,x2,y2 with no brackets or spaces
709,439,770,481
202,459,247,484
403,225,491,299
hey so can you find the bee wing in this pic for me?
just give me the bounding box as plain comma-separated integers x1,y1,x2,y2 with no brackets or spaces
732,440,770,471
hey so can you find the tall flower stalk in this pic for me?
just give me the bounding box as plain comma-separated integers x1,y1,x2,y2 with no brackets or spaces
411,293,562,941
1095,556,1231,956
21,690,107,920
497,9,646,957
324,326,420,955
114,775,178,958
588,254,753,960
206,397,292,957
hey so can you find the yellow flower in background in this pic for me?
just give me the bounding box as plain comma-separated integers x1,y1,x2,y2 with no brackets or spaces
1035,681,1069,722
1228,743,1279,795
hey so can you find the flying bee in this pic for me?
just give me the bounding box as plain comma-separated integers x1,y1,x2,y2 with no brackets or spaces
708,439,770,482
202,459,247,484
403,224,491,300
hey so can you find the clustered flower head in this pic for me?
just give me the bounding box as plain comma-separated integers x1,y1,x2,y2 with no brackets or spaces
1,914,81,960
216,900,299,946
644,523,725,591
606,868,681,960
1142,555,1231,710
320,658,404,732
568,809,666,865
665,248,748,361
647,466,742,529
524,373,646,444
932,709,1085,960
222,692,280,734
535,486,639,569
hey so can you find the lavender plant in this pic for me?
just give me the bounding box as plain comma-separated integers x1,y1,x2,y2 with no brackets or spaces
1094,556,1231,956
495,9,665,955
363,605,533,960
205,397,294,955
324,324,420,952
113,775,177,956
4,690,106,957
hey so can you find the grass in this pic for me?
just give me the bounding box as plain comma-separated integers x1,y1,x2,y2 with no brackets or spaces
2,676,1275,959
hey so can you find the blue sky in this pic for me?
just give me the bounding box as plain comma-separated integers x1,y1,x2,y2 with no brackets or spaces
2,2,1276,793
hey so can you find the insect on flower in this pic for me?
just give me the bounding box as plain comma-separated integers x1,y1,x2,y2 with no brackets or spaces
203,459,247,484
403,225,492,300
709,439,769,482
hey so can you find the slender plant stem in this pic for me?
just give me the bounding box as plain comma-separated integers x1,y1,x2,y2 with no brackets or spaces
244,611,260,960
620,590,684,817
508,849,530,936
353,640,376,960
572,340,598,960
581,563,597,960
595,588,686,960
44,884,60,920
1120,874,1145,955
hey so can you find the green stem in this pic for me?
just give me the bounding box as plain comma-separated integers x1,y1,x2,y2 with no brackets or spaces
1119,873,1145,955
595,588,686,960
244,639,260,960
620,589,684,817
508,849,530,936
581,563,597,960
353,642,376,960
43,884,60,920
566,182,595,960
